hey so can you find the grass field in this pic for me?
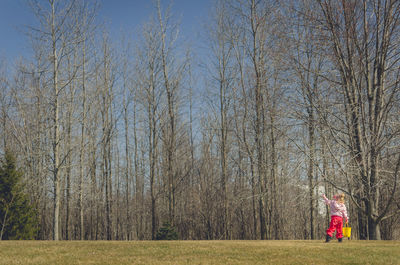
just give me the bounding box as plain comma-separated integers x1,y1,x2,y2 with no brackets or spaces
0,240,399,264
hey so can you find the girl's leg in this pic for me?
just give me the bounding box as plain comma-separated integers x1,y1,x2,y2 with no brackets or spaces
326,217,337,237
335,217,344,239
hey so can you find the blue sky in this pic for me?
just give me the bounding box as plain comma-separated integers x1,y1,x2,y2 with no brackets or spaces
0,0,212,62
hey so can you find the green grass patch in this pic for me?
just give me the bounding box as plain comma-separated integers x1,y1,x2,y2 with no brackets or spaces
0,240,399,264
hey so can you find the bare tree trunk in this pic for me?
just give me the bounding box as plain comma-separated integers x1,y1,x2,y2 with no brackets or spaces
249,0,268,239
64,62,74,240
50,1,61,241
123,94,130,240
0,61,8,152
307,107,315,240
89,122,98,240
99,33,114,241
115,139,121,240
150,104,157,240
133,97,142,240
78,39,86,241
269,111,279,239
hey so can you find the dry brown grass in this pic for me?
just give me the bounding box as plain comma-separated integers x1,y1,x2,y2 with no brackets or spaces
0,240,399,264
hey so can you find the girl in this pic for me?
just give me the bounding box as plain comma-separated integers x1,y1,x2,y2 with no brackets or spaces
322,193,349,243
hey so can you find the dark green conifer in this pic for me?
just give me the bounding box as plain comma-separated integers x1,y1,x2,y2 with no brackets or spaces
156,221,178,240
0,151,37,240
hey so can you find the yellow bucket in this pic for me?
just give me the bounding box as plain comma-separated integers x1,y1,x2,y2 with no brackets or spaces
343,224,351,238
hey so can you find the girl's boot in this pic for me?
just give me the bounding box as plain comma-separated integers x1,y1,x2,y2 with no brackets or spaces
325,234,332,243
338,237,343,243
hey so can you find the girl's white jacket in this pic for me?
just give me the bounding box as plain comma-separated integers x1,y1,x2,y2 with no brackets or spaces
322,194,349,222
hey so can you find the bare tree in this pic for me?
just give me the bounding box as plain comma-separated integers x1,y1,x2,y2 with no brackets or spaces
206,0,236,239
227,0,278,239
155,0,190,228
120,39,133,240
98,32,116,240
76,1,98,240
134,15,163,239
288,0,327,239
27,0,88,240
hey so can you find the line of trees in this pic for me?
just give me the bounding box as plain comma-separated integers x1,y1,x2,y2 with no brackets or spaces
0,0,399,240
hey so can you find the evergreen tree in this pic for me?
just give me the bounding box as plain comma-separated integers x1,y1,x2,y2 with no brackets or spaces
0,151,37,240
156,221,179,240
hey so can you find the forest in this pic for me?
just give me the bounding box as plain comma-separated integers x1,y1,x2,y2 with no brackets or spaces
0,0,399,241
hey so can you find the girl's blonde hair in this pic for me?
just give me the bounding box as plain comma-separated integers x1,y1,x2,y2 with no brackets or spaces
336,193,345,204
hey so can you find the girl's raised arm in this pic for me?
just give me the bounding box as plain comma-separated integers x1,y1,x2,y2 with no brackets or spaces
321,194,331,205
